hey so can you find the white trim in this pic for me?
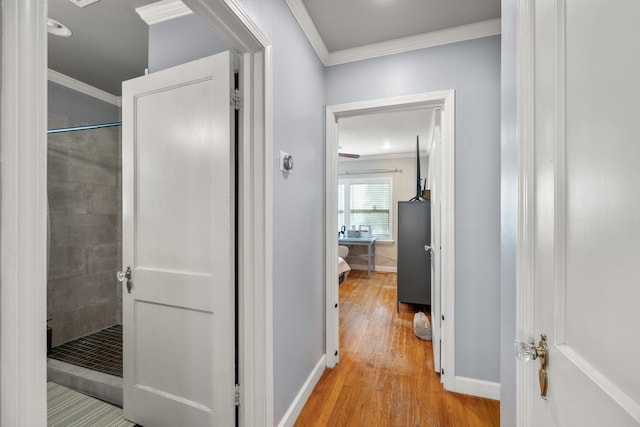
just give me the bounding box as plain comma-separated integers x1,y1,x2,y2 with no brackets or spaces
325,91,455,389
453,377,501,401
439,91,456,392
1,1,49,425
325,105,340,368
185,0,265,53
326,19,502,67
285,0,500,66
48,69,121,107
515,0,536,426
276,356,326,427
349,264,397,273
2,0,274,426
135,0,193,26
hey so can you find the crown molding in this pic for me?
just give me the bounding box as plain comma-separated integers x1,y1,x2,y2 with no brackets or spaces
135,0,192,26
326,18,501,66
47,69,121,107
285,0,329,64
285,0,501,67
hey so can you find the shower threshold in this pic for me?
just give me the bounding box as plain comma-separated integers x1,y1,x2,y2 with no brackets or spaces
47,324,123,407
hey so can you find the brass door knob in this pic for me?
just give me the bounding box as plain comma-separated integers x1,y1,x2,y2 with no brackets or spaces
515,334,549,399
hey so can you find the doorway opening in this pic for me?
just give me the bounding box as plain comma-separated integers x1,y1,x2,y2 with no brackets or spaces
45,112,126,405
0,0,273,424
325,91,455,390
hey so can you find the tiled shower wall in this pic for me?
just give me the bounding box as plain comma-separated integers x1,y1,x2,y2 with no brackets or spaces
47,114,122,347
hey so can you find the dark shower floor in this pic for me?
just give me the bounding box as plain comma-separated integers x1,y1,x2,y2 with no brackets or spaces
48,324,123,378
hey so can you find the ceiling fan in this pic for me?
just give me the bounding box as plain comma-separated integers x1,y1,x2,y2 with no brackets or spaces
338,152,360,159
338,146,360,159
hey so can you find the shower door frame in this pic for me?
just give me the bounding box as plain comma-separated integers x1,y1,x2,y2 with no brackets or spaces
0,1,275,425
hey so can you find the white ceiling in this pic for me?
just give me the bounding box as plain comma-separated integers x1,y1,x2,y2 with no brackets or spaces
338,108,435,160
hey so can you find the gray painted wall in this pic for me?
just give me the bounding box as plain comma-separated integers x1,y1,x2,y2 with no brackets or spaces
148,13,232,73
234,3,326,422
501,0,517,424
48,81,120,125
148,3,327,423
326,36,502,383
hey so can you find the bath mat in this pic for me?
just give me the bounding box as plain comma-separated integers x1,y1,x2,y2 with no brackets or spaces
48,382,134,427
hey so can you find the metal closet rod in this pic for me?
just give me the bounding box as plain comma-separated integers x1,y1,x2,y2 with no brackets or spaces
47,121,122,134
339,168,402,175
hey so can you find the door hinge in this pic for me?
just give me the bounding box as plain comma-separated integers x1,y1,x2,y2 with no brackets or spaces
235,384,240,406
232,88,241,111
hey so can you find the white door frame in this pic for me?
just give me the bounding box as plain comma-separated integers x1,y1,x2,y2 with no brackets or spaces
0,2,49,425
324,90,455,391
0,0,275,425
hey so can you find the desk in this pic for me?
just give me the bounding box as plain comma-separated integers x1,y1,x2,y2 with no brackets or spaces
339,236,376,278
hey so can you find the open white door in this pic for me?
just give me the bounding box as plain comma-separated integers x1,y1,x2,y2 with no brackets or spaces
428,109,442,374
121,52,235,426
518,1,640,425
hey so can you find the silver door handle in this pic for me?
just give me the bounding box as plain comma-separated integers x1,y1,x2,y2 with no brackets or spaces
424,245,432,253
117,267,132,293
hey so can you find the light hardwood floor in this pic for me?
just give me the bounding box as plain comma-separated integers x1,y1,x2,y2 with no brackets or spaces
295,270,500,426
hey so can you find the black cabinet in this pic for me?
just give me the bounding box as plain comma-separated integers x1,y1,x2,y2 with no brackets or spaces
397,201,431,306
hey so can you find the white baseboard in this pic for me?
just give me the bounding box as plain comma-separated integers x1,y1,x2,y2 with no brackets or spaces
277,355,326,427
453,376,500,400
349,264,397,273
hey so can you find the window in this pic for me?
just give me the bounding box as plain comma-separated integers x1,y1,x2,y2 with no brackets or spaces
338,177,392,240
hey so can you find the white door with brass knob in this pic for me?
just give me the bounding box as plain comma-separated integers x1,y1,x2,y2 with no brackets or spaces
121,52,235,426
517,0,640,425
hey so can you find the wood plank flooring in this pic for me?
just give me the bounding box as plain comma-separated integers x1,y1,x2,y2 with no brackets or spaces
295,270,499,426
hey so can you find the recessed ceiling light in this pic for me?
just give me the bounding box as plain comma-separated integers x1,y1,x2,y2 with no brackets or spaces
383,141,391,150
47,18,72,37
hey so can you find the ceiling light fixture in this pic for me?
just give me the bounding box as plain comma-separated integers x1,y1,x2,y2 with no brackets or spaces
383,142,391,150
47,18,73,37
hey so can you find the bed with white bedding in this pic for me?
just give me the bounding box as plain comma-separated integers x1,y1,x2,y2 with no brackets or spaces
338,245,351,284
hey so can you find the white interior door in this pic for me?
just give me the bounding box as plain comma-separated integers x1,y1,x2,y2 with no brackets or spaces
121,52,235,427
428,109,442,374
520,1,640,425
